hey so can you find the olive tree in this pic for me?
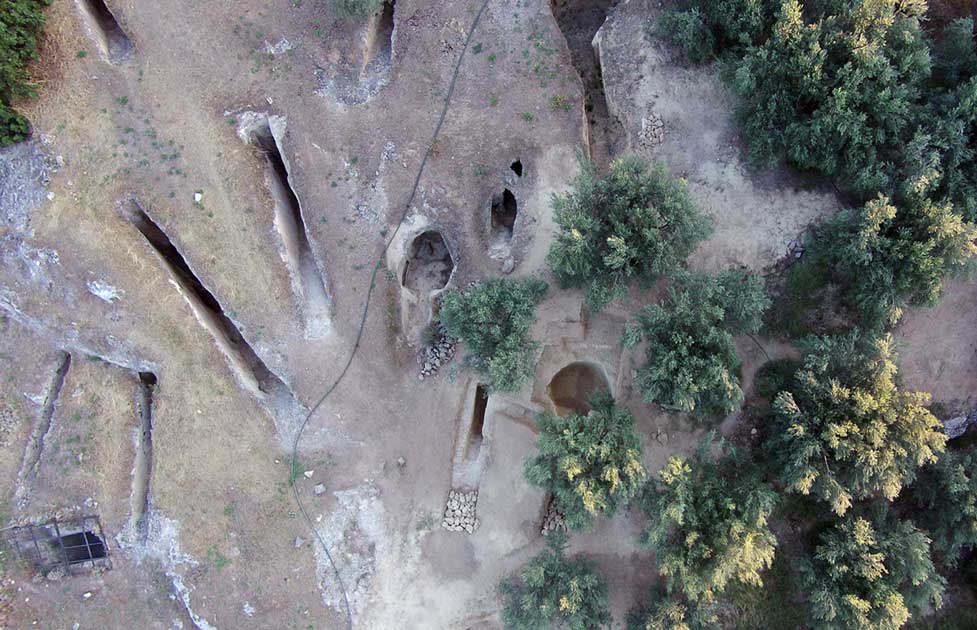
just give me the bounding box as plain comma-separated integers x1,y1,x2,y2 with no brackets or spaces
547,156,712,312
640,440,777,603
911,446,977,568
623,270,769,418
802,511,945,630
439,277,547,393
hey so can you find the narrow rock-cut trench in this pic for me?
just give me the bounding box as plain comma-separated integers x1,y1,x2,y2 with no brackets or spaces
128,372,156,544
250,120,332,338
550,0,624,171
362,0,396,76
74,0,133,64
14,352,71,508
120,200,295,410
466,384,488,463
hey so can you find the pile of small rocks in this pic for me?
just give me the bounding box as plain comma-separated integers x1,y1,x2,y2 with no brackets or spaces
639,113,666,147
417,322,456,381
441,489,479,533
540,496,567,536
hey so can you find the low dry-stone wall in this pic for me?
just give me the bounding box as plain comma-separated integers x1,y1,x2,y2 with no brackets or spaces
417,322,455,381
441,489,478,533
540,495,567,536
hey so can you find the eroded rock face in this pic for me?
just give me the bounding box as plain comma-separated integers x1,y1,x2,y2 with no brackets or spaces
944,410,977,440
0,141,57,287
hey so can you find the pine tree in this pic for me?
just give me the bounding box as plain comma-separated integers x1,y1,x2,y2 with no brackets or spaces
911,446,977,568
801,510,945,630
769,331,946,516
640,439,777,603
546,156,712,312
816,193,977,328
628,594,718,630
623,270,768,418
525,391,647,531
439,277,547,393
499,532,611,630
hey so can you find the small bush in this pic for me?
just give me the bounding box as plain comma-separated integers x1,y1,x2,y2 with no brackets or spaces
499,532,611,630
547,156,712,312
328,0,384,19
439,277,547,393
524,391,646,531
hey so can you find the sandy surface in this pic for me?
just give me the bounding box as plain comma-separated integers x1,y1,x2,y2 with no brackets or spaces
1,0,974,628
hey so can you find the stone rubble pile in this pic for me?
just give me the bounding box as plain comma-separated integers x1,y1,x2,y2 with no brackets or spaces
540,496,567,536
639,113,666,147
417,321,456,381
441,489,479,533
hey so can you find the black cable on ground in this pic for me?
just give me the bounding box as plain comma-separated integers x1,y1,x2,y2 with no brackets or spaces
289,2,493,628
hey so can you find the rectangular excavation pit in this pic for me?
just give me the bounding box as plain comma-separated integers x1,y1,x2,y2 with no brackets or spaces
75,0,133,64
120,200,295,409
362,0,395,74
14,352,71,509
465,384,488,462
243,115,332,338
5,515,111,576
127,372,156,543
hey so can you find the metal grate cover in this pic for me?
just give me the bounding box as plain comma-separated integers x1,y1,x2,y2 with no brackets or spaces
4,515,111,575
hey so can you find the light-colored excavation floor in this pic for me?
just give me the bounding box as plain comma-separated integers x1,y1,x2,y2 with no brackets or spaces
1,0,974,628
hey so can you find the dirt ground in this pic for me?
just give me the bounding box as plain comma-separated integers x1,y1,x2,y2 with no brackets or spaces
1,0,975,629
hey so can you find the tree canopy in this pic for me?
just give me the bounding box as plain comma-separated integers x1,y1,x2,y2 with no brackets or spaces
623,270,768,418
499,532,611,630
525,391,647,531
801,511,945,630
769,331,946,515
547,156,712,312
1,0,50,145
439,277,547,393
815,192,977,328
640,440,777,603
628,595,718,630
910,446,977,568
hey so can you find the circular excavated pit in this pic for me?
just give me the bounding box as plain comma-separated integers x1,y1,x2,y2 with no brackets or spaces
402,230,454,293
547,362,609,416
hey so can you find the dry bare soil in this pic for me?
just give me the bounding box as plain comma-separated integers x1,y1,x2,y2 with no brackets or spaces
1,0,974,628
